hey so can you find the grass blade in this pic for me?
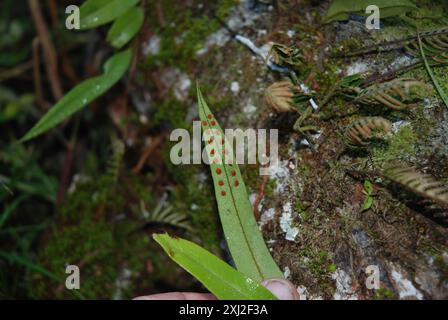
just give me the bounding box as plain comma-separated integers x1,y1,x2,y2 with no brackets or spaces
417,30,448,109
153,234,277,300
197,86,283,282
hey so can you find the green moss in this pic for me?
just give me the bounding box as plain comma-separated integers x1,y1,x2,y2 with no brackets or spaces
153,97,189,130
294,199,310,223
145,0,236,70
372,124,417,165
374,288,395,300
299,249,336,291
31,216,117,299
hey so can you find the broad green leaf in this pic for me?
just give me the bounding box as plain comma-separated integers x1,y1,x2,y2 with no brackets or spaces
324,0,417,23
107,7,144,49
197,86,283,282
21,50,132,142
153,234,277,300
80,0,140,30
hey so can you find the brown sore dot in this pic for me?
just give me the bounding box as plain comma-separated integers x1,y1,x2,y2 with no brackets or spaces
208,114,212,119
211,121,216,126
202,121,208,126
218,181,224,186
216,168,222,175
231,171,236,177
210,149,215,155
234,180,239,187
221,190,226,196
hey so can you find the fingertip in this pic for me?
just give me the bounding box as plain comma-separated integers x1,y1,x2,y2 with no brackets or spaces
262,278,299,300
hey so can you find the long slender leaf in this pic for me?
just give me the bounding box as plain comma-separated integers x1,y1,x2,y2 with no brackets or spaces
0,251,85,299
197,86,283,282
107,7,144,49
417,30,448,109
80,0,140,30
0,194,28,229
21,50,132,142
153,234,277,300
324,0,417,23
0,251,59,281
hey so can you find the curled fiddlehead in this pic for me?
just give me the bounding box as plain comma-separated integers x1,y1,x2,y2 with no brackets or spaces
344,116,392,148
354,78,432,110
384,164,448,207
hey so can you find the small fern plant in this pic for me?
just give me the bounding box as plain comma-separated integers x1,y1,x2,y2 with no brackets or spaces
153,87,283,300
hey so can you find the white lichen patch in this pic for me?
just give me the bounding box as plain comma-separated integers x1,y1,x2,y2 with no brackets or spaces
230,81,240,94
268,160,291,194
279,202,299,241
142,35,161,56
297,285,309,300
332,268,358,300
160,68,191,101
346,61,369,76
390,265,424,300
283,266,291,278
259,207,276,227
242,97,257,118
390,120,411,134
197,0,261,56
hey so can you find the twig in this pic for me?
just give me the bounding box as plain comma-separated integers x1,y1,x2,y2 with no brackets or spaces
132,135,165,174
0,61,33,82
28,0,64,101
32,38,49,110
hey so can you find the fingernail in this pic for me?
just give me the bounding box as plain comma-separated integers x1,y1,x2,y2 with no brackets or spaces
262,278,299,300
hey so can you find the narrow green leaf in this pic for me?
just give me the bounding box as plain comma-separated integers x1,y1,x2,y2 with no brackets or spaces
153,234,277,300
0,251,85,299
363,180,373,195
362,196,374,212
21,50,132,142
324,0,417,23
0,194,28,229
0,251,59,281
197,86,283,282
107,7,144,49
417,30,448,109
80,0,140,30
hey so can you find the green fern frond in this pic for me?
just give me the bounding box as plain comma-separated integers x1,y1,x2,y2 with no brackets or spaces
140,200,192,231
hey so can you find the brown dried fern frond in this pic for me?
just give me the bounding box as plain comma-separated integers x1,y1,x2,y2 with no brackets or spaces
384,165,448,207
354,78,432,110
344,116,392,148
405,27,448,65
264,81,300,113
